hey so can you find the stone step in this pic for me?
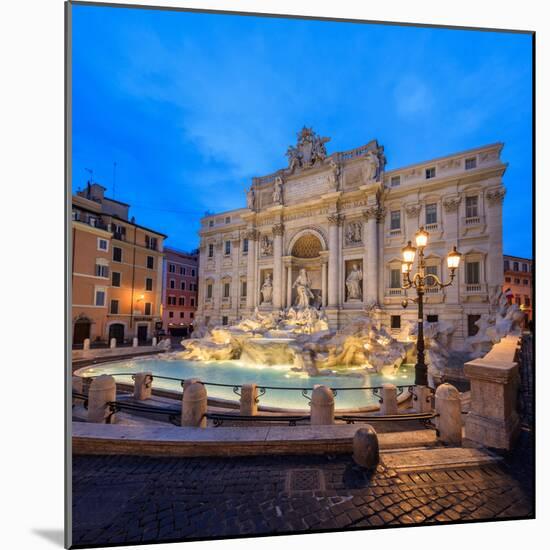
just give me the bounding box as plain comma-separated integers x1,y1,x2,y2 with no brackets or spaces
72,422,437,457
381,446,501,473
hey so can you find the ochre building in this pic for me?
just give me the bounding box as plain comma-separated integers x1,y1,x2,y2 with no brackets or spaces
71,183,166,345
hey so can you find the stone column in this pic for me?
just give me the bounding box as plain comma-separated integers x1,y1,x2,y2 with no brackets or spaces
88,375,116,423
232,236,241,316
442,196,461,305
464,335,520,450
286,263,292,307
327,214,343,307
310,385,335,425
272,224,284,309
363,206,380,307
181,381,207,428
246,229,258,311
109,338,116,349
321,258,328,307
485,187,506,288
435,383,462,445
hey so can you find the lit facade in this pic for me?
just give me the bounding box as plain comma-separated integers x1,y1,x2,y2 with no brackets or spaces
196,129,507,348
71,183,166,345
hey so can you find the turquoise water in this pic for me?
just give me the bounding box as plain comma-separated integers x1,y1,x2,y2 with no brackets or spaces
77,356,415,410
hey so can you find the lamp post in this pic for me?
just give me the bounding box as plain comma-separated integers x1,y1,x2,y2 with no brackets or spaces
401,227,462,387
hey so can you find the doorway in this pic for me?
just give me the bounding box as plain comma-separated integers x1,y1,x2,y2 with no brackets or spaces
73,321,91,346
137,325,148,343
108,323,125,344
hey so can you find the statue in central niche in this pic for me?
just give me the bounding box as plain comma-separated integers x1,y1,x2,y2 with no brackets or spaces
292,268,314,308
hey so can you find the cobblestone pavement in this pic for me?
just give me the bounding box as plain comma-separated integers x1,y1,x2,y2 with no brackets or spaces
72,430,534,548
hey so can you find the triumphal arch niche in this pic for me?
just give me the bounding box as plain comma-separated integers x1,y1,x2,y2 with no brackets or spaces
198,125,507,338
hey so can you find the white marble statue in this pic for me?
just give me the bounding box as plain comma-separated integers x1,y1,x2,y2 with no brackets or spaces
346,263,363,300
292,268,314,308
272,176,283,204
327,159,341,191
363,150,380,182
261,273,273,304
246,187,255,209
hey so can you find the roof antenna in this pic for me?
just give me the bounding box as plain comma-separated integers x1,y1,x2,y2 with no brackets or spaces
113,161,117,198
85,167,94,184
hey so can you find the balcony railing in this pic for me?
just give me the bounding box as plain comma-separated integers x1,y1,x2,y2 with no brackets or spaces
389,228,401,237
387,288,403,296
425,222,438,231
462,215,485,227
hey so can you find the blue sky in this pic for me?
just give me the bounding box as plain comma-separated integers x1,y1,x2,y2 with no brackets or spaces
71,4,533,257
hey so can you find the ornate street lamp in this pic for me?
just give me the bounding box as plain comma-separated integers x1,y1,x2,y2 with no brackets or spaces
401,227,462,387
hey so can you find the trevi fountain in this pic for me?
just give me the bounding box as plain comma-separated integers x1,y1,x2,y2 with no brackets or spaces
78,268,525,411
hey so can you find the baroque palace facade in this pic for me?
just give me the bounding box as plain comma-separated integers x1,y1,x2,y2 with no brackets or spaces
196,128,506,347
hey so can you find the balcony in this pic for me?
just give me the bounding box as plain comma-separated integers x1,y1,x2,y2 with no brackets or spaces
461,215,486,227
425,222,438,231
384,287,404,305
461,282,488,301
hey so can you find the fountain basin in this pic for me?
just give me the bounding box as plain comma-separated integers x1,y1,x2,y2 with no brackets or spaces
75,355,415,411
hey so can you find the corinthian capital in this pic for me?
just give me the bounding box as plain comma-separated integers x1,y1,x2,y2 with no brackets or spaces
486,187,506,205
272,223,285,236
327,213,345,226
363,206,385,222
245,228,259,241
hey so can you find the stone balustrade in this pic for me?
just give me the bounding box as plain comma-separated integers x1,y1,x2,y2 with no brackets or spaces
464,335,521,450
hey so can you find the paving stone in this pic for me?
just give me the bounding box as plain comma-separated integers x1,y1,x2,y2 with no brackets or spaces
72,439,533,546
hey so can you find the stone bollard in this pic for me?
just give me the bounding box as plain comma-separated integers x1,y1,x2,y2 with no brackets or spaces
353,425,379,469
83,338,90,351
183,377,201,394
310,385,335,425
181,381,207,428
412,385,433,413
435,383,463,445
240,384,258,416
72,376,83,407
110,338,117,349
133,372,153,401
132,337,138,348
88,375,116,423
380,383,398,415
152,337,158,347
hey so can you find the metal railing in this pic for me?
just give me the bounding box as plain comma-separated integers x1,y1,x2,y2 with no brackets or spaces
79,372,418,407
